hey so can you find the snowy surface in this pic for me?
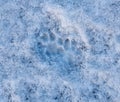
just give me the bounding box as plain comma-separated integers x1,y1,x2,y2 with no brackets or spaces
0,0,120,102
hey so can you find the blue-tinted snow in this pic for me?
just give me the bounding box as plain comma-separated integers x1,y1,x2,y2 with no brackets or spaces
0,0,120,102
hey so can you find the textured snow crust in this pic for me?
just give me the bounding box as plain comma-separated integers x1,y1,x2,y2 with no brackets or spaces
0,0,120,102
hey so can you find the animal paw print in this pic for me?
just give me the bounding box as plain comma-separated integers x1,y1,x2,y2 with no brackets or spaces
35,29,85,70
34,16,87,74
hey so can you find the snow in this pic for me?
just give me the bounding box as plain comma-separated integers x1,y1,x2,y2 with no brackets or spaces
0,0,120,102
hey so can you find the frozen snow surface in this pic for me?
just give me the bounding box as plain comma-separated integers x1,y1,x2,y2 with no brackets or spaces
0,0,120,102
